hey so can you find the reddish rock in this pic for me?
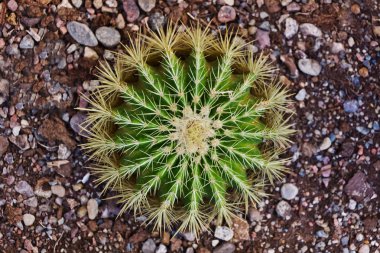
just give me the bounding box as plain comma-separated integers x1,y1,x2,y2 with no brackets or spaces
280,54,299,78
217,6,236,23
344,171,376,202
123,0,140,22
265,0,281,13
0,136,9,157
38,117,76,149
232,217,250,240
170,237,183,252
129,230,150,244
255,29,270,49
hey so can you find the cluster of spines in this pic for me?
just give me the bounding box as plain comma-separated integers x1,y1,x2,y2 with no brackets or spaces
80,24,294,237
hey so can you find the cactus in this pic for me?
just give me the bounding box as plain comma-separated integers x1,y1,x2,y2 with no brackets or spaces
81,25,294,236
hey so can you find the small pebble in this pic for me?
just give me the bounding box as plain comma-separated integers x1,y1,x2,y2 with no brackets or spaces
71,0,83,8
284,17,298,39
23,214,36,226
214,226,234,241
95,27,121,48
67,21,98,47
51,185,66,197
358,67,368,78
87,199,99,220
213,243,236,253
320,137,331,151
348,199,357,210
299,23,322,37
280,183,299,200
356,233,364,242
343,100,359,113
142,239,156,253
358,244,370,253
138,0,156,12
276,200,292,219
351,3,360,14
298,59,322,76
217,6,236,23
7,0,18,12
156,244,167,253
15,181,34,197
295,89,307,101
19,35,35,49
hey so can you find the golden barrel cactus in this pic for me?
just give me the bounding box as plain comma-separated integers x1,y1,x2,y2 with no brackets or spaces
81,25,293,236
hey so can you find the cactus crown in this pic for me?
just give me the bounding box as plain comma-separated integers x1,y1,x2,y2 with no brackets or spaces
81,24,293,236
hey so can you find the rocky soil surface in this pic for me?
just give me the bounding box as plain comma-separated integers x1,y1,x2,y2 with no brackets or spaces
0,0,380,252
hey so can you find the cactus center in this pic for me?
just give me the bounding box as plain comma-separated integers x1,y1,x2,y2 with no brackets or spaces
170,107,218,155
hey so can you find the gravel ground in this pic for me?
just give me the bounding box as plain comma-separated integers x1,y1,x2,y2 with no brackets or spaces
0,0,380,252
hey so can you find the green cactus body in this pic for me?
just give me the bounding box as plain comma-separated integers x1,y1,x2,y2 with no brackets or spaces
81,25,294,236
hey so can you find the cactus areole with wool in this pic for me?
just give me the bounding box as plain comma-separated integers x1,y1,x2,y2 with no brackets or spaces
81,25,293,236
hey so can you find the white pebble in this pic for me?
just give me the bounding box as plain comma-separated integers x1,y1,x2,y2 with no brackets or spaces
214,226,234,241
320,137,331,151
23,214,35,226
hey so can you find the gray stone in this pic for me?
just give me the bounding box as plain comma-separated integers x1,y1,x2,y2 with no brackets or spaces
214,226,233,241
138,0,156,12
299,23,322,37
20,35,35,49
284,17,298,39
148,12,166,31
356,233,364,242
276,200,292,219
142,239,156,253
295,88,306,101
183,232,195,241
330,42,345,54
316,230,329,238
24,197,38,208
67,21,98,47
15,181,34,197
95,27,121,48
341,236,349,246
348,199,357,210
258,21,270,31
70,112,87,135
156,244,167,253
213,243,235,253
248,208,262,222
281,183,299,200
298,59,321,76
